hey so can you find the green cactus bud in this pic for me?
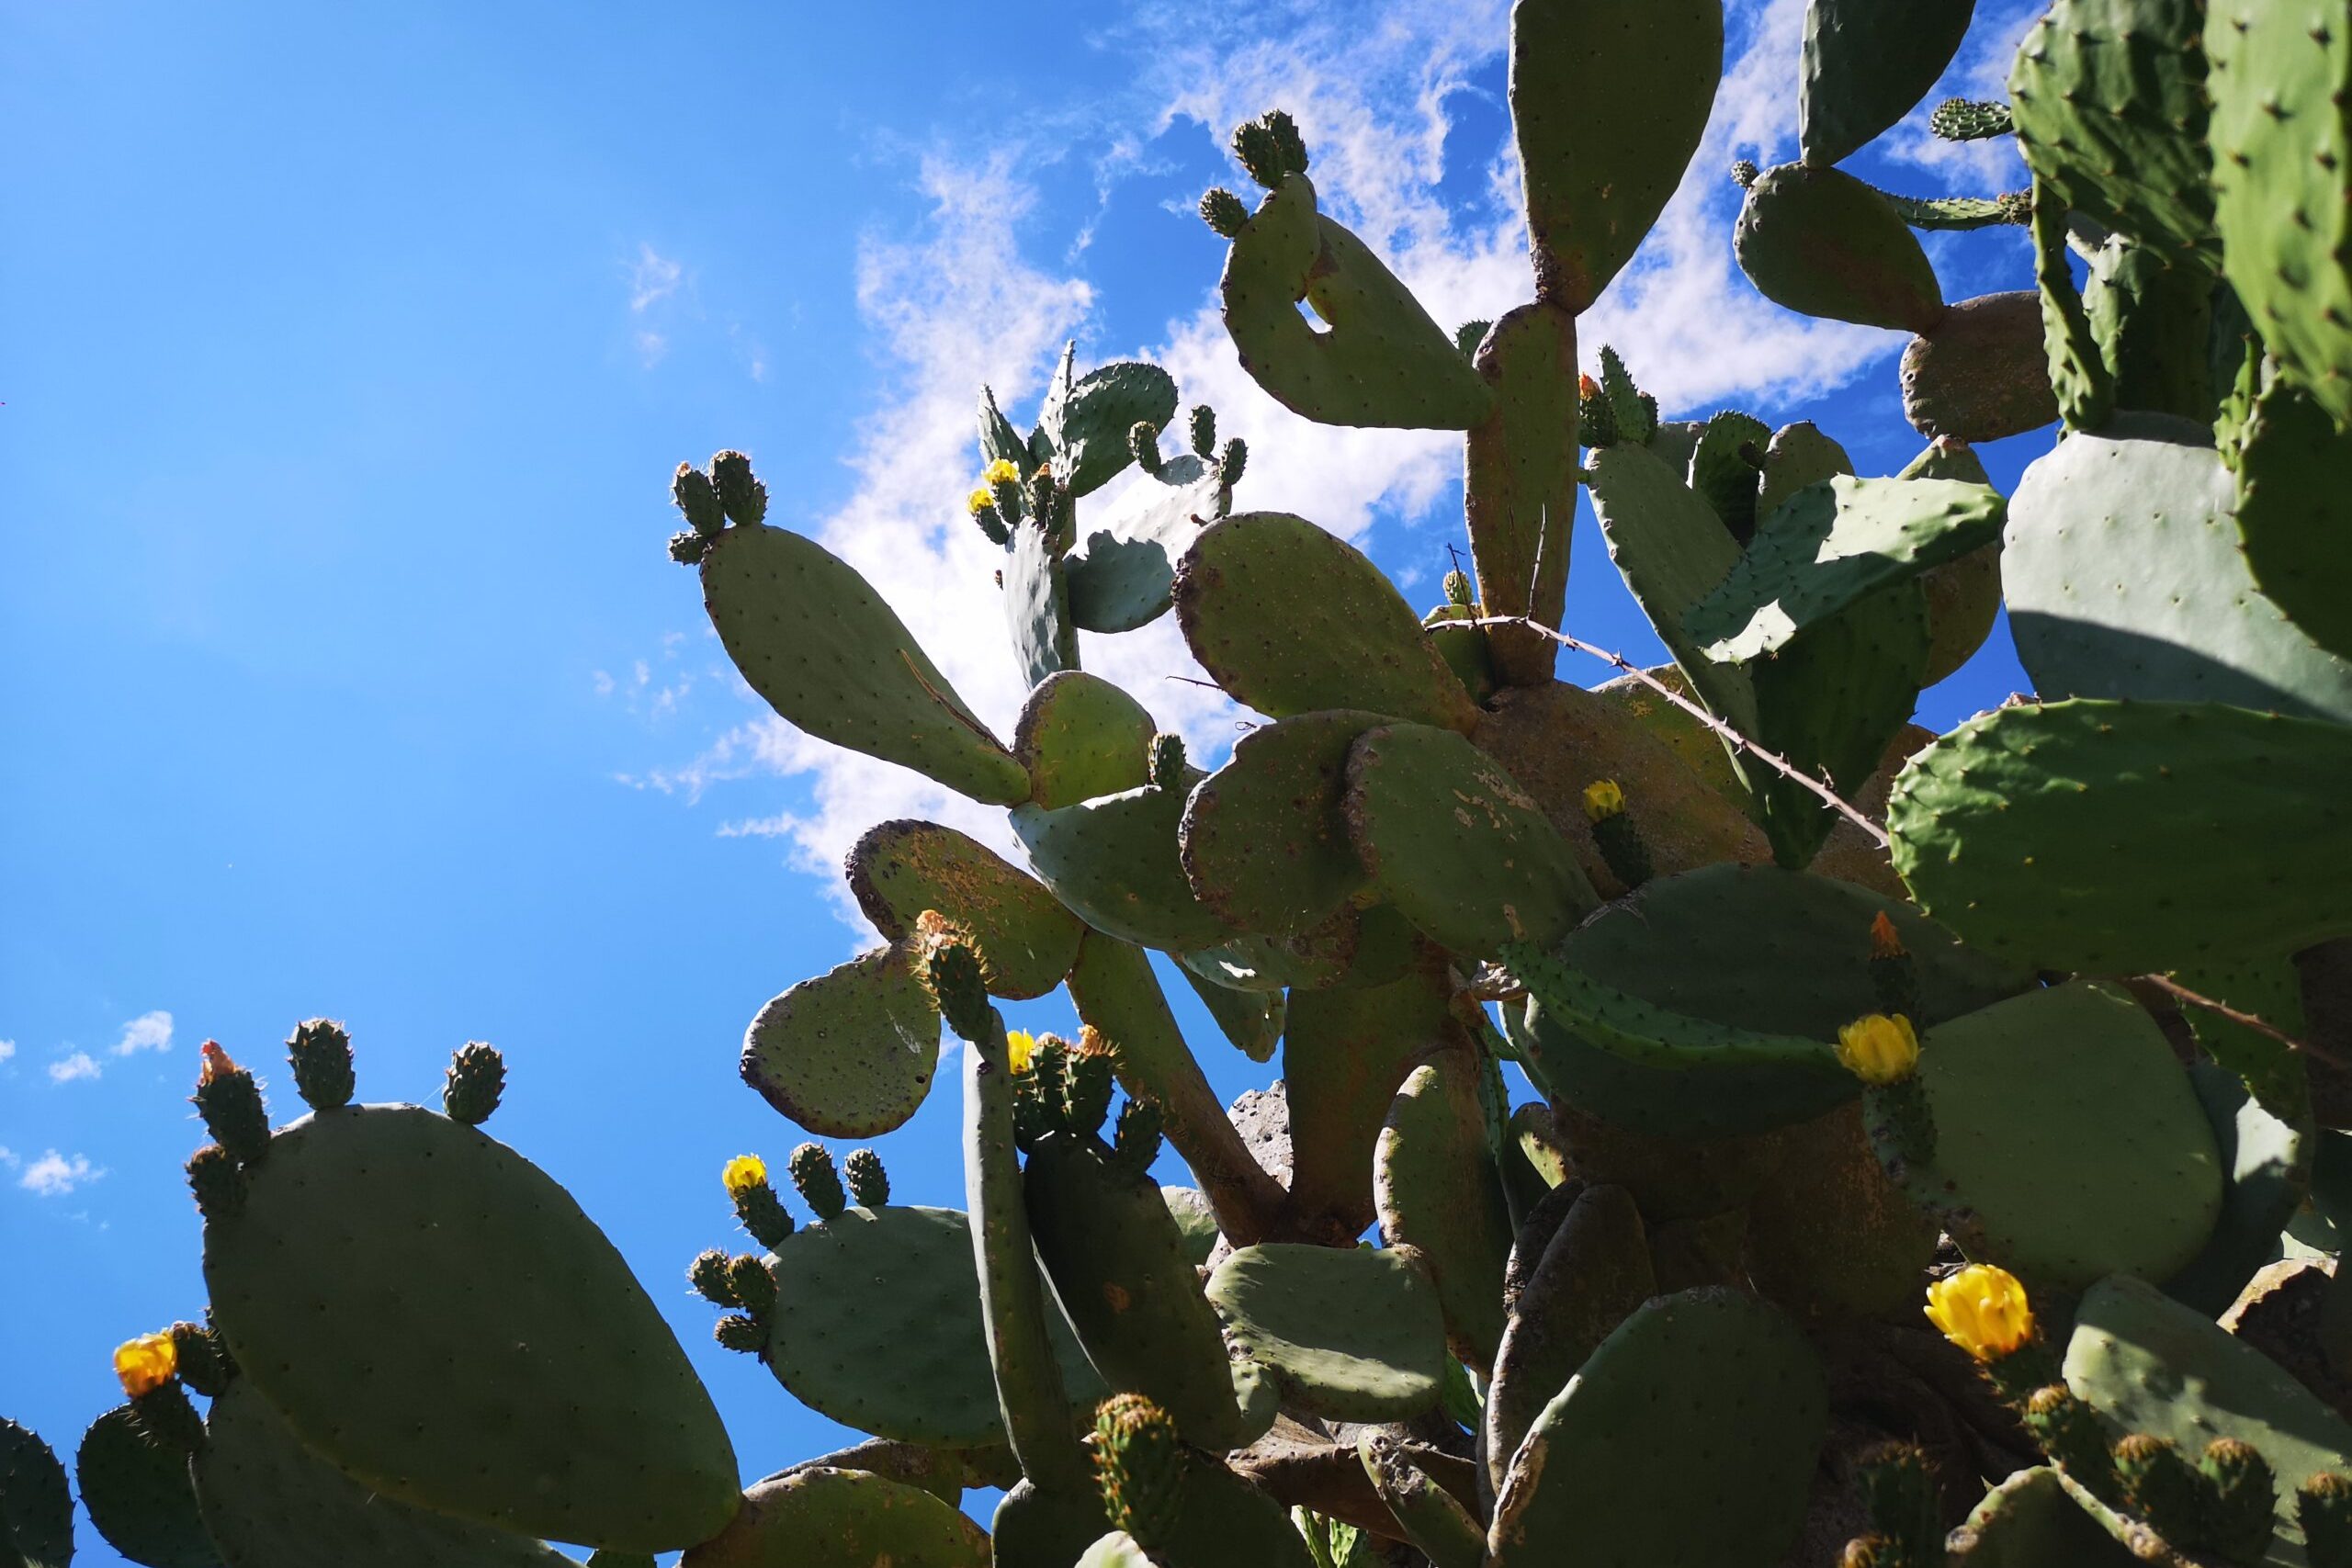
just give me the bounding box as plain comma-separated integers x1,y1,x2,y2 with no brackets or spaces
1217,436,1247,490
667,528,709,565
169,1320,231,1397
710,450,767,526
193,1043,270,1168
1064,1043,1115,1139
688,1247,740,1307
1232,109,1307,189
2199,1438,2277,1564
1200,187,1250,238
1732,159,1759,188
1867,913,1923,1023
731,1178,796,1251
1595,346,1656,446
843,1147,889,1209
713,1313,764,1354
727,1253,777,1318
1012,1069,1052,1152
186,1143,246,1222
787,1143,846,1221
1111,1096,1163,1177
442,1042,505,1125
919,927,994,1047
1577,371,1619,448
129,1382,206,1457
2021,1384,2119,1501
1148,731,1187,792
2301,1472,2352,1568
1129,419,1166,478
1929,98,2012,142
1453,319,1491,357
1188,403,1216,458
1094,1393,1185,1551
2114,1434,2214,1552
672,462,725,536
285,1017,354,1111
1264,110,1308,178
1442,568,1474,607
1854,1442,1941,1568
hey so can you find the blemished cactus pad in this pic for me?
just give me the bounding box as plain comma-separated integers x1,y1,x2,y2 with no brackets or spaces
844,819,1082,1000
1510,0,1723,310
2067,1273,2352,1552
1012,671,1158,811
1205,1243,1446,1421
1894,981,2225,1291
2,1420,73,1568
1888,699,2352,975
1217,175,1492,429
678,1465,989,1568
698,522,1029,807
1899,291,2062,444
1178,708,1382,937
1283,951,1454,1241
741,946,942,1137
1734,163,1947,333
2002,418,2352,725
1375,1055,1516,1372
1463,300,1578,683
1488,1288,1826,1568
1797,0,1976,168
1945,1465,2141,1566
203,1106,740,1551
1012,782,1232,953
1174,513,1479,731
762,1204,1104,1450
193,1379,578,1568
76,1406,220,1568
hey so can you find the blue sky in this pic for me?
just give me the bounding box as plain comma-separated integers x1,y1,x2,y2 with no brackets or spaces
2,1,2045,1557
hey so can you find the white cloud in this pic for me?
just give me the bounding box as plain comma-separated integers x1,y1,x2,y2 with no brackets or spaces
112,1010,173,1056
48,1051,100,1084
0,1146,17,1168
0,1039,13,1064
629,244,684,312
20,1150,101,1197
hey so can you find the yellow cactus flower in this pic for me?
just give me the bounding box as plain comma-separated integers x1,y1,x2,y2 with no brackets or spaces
1005,1030,1037,1077
981,457,1021,489
966,487,996,517
1836,1013,1919,1085
113,1332,177,1398
1581,778,1626,823
1869,910,1906,960
1925,1264,2034,1361
722,1154,768,1198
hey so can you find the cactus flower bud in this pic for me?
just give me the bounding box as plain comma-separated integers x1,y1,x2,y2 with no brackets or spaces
713,1314,764,1354
673,462,725,536
2300,1472,2352,1567
1004,1030,1038,1077
186,1143,246,1222
1577,374,1619,448
1199,187,1250,238
193,1043,271,1168
923,942,993,1048
667,529,710,565
688,1248,740,1307
1924,1264,2034,1362
1216,436,1248,490
722,1153,768,1198
710,451,766,526
843,1147,889,1209
1868,911,1905,960
169,1321,232,1396
1868,913,1923,1022
1731,159,1759,188
727,1253,777,1318
442,1042,505,1125
1148,732,1187,792
1064,1040,1115,1138
286,1018,354,1111
1836,1014,1919,1086
2021,1384,2118,1499
1442,569,1474,608
114,1333,178,1399
966,486,997,518
2113,1434,2211,1549
1853,1442,1941,1565
1094,1393,1185,1551
1187,404,1216,459
1113,1096,1163,1176
787,1143,846,1222
1581,779,1626,823
2200,1438,2278,1562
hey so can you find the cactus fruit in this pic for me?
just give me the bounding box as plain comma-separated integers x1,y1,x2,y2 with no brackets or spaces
1091,1394,1182,1551
442,1041,504,1124
285,1018,354,1111
842,1147,888,1209
192,1043,269,1168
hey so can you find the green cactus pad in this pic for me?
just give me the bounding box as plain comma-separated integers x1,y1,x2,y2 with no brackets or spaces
1128,1450,1315,1568
1013,671,1157,811
77,1406,218,1568
2,1419,72,1568
1218,175,1491,429
193,1379,574,1568
1489,1288,1826,1568
1464,300,1577,683
1888,698,2352,974
1756,421,1854,527
1181,921,1356,996
742,946,941,1137
1510,0,1723,310
1176,965,1283,1060
2209,0,2352,426
1283,951,1453,1241
763,1203,1103,1450
845,820,1080,1000
2003,420,2352,724
679,1466,988,1568
2235,379,2352,662
699,522,1027,806
1686,410,1770,539
1064,462,1227,635
1899,291,2061,444
1024,1137,1263,1451
1174,513,1478,731
978,385,1030,472
1205,1244,1446,1421
1683,473,2006,662
203,1105,738,1551
1036,355,1179,499
1178,708,1380,937
1894,981,2223,1291
2067,1272,2352,1553
1342,721,1597,958
1510,943,1858,1138
1896,439,2005,685
1374,1055,1515,1372
1160,1186,1221,1265
1012,782,1232,953
1797,0,1975,167
1945,1466,2139,1567
1734,163,1946,333
1485,1183,1657,1497
2084,238,2220,423
1004,517,1078,691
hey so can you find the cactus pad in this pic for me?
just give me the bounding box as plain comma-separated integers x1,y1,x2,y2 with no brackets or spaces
679,1466,988,1568
1013,671,1158,811
1488,1288,1826,1568
1375,1055,1515,1372
699,522,1028,806
1205,1244,1446,1421
1463,300,1577,683
844,820,1081,1000
2235,379,2352,662
1036,356,1179,499
1064,462,1227,635
1797,0,1976,167
1175,513,1478,731
741,947,941,1137
1894,980,2224,1290
1734,164,1946,333
1899,291,2061,444
1003,515,1078,690
2,1419,72,1568
1012,782,1232,953
1343,721,1596,957
77,1405,218,1568
1283,952,1453,1240
1945,1466,2138,1566
203,1105,738,1551
1178,708,1380,936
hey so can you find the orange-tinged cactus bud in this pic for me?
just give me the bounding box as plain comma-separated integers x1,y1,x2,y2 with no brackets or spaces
1924,1264,2034,1361
198,1041,236,1085
114,1332,177,1398
1869,910,1906,960
1836,1014,1920,1085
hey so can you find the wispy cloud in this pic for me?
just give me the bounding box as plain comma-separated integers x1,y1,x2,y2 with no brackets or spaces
629,244,684,312
19,1150,102,1196
112,1010,173,1056
48,1051,100,1084
0,1039,14,1065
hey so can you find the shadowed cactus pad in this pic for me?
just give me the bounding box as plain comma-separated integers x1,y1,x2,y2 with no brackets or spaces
680,1466,989,1568
1204,1244,1446,1421
77,1405,219,1568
